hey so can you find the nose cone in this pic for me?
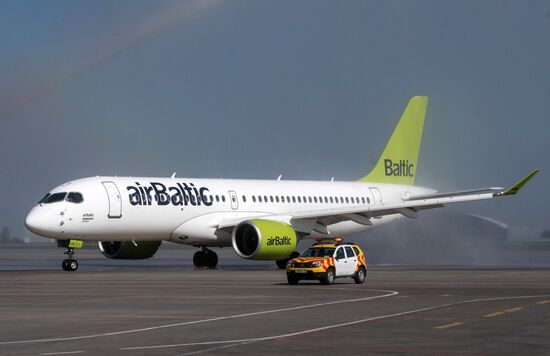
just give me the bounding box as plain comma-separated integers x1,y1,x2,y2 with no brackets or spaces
25,207,58,237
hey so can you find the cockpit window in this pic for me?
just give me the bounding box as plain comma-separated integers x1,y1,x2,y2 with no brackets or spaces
37,193,51,205
43,192,67,204
66,192,84,203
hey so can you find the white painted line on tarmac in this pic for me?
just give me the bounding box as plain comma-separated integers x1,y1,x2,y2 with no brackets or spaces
0,289,398,346
120,294,550,352
40,351,84,355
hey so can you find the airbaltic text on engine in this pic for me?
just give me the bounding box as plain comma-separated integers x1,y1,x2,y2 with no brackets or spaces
266,236,292,246
384,159,414,177
126,182,211,206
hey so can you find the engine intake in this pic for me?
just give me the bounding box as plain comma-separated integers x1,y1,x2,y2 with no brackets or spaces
97,241,161,259
232,219,297,260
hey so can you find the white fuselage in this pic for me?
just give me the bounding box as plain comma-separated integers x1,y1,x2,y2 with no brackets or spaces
25,176,434,246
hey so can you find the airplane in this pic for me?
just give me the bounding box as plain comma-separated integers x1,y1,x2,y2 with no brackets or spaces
24,96,539,271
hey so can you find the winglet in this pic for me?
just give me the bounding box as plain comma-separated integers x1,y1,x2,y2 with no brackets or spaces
496,169,539,196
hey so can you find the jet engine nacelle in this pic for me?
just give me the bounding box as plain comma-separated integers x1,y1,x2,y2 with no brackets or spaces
97,241,162,259
232,219,297,260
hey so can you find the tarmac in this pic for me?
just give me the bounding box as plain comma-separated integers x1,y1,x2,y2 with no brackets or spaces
1,244,550,355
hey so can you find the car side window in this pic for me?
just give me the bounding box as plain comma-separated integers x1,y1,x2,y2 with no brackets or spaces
335,247,345,259
353,246,361,256
345,246,355,258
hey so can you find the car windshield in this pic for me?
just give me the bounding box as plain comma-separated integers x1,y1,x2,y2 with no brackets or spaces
301,247,335,257
43,192,67,204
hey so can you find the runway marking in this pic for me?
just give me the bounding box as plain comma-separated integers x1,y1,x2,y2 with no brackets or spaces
536,300,550,305
40,352,84,355
433,322,464,330
120,294,550,352
0,289,398,345
503,307,524,313
483,311,506,318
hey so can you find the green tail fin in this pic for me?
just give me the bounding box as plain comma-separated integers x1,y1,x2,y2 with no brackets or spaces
358,96,428,185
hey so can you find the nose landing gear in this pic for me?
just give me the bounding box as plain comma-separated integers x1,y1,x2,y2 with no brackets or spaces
58,239,83,271
193,246,218,269
62,247,79,271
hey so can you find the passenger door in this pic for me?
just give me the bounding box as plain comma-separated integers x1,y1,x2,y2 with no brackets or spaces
102,181,122,218
369,187,383,205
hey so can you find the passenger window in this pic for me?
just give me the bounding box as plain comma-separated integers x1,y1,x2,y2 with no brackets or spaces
44,192,67,204
215,195,220,202
281,196,285,203
329,197,333,203
297,196,301,203
308,196,312,203
222,195,226,202
292,196,296,203
345,246,355,258
287,196,290,202
361,197,365,204
66,192,83,203
275,196,279,203
345,197,349,204
242,195,247,202
258,196,262,202
270,196,274,203
252,196,256,203
264,195,268,202
336,248,345,259
314,197,318,203
367,197,370,204
353,246,360,256
324,197,328,203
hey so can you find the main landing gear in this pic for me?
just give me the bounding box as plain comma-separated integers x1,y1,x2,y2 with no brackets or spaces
193,247,218,269
62,247,79,271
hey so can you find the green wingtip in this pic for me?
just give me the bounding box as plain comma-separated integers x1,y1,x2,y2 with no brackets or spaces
499,169,540,196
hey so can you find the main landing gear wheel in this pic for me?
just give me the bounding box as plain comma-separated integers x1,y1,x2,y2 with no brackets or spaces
61,247,78,271
193,247,218,269
276,251,300,269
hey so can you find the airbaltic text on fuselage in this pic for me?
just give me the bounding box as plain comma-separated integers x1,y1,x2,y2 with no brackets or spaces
384,159,414,177
126,182,212,206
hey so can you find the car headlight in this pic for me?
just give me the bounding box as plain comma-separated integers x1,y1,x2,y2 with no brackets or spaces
287,261,294,268
311,261,322,268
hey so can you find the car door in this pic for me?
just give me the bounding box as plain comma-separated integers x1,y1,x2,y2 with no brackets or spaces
334,246,353,277
344,246,358,275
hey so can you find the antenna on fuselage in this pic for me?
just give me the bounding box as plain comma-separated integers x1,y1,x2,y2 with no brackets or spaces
330,177,334,182
277,175,282,181
171,172,176,178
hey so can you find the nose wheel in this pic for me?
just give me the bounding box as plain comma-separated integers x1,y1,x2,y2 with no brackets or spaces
193,247,218,269
61,247,79,271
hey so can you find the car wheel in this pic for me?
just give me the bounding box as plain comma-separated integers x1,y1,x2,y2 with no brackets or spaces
353,266,366,284
320,267,335,285
287,275,299,285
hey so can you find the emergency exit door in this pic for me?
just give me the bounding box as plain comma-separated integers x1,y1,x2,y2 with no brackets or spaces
102,181,122,218
229,190,238,210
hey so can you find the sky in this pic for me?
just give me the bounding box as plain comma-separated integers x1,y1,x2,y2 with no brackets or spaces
1,0,549,239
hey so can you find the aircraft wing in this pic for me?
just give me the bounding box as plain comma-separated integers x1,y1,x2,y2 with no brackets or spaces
215,170,539,235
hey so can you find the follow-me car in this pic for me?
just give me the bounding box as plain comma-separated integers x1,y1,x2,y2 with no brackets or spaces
25,97,539,271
